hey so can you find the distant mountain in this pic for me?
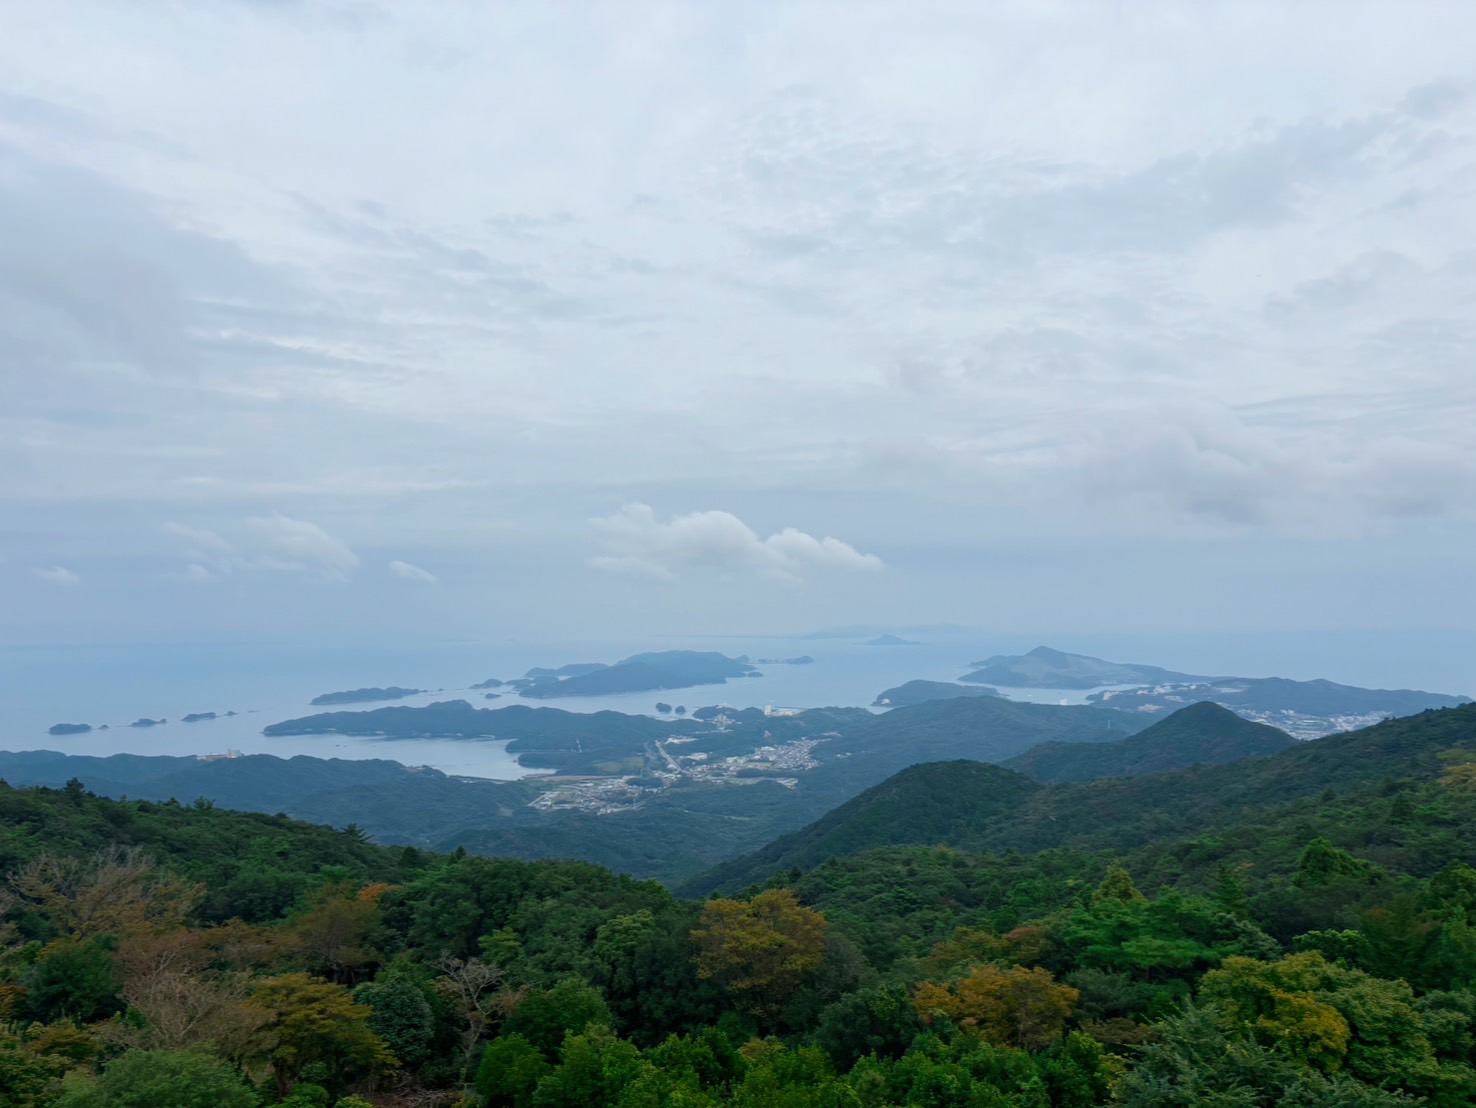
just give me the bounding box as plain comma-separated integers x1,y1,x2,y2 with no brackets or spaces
686,761,1040,893
865,634,920,647
960,645,1210,689
1002,701,1296,783
1088,676,1472,739
310,686,422,706
800,695,1148,805
871,680,999,707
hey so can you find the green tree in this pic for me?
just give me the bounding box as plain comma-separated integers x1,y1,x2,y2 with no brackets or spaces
477,1034,551,1108
1092,862,1146,906
353,962,435,1069
0,1033,69,1108
53,1049,257,1108
502,978,613,1062
531,1024,644,1107
25,937,121,1023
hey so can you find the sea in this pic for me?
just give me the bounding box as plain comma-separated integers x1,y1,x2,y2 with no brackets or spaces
0,634,1091,780
5,629,1469,781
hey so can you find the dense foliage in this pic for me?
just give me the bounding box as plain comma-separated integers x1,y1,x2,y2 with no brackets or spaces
2,703,1475,1105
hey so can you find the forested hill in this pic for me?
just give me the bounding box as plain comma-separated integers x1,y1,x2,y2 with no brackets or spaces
7,702,1476,1105
1001,700,1297,783
688,702,1476,896
678,760,1042,894
0,777,430,923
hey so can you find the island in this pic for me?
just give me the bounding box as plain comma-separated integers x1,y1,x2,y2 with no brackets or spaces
470,677,504,689
181,712,217,723
48,723,91,736
129,718,166,728
753,656,815,665
310,686,423,706
524,663,608,679
959,645,1209,689
483,692,502,700
872,680,1000,707
865,634,920,646
519,651,759,699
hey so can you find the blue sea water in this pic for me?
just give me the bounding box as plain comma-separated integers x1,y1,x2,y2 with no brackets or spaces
0,634,1076,779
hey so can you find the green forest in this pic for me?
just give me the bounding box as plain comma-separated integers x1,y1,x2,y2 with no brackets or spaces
4,703,1476,1106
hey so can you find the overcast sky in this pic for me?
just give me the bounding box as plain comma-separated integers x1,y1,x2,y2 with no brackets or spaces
3,2,1475,677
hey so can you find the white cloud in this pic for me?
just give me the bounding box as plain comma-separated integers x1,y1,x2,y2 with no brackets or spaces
164,515,359,580
33,565,79,585
244,514,359,579
389,559,438,584
589,503,883,583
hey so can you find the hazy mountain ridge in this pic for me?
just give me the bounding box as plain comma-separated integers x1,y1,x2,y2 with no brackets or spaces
1001,700,1297,783
1089,675,1472,739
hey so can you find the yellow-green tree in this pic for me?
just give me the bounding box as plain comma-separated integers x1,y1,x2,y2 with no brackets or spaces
249,972,397,1099
914,965,1079,1050
691,889,826,1023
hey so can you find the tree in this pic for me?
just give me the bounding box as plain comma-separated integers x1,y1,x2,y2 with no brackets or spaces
285,883,384,984
9,846,199,940
110,929,269,1065
353,962,435,1070
0,1032,69,1108
477,1034,551,1108
502,978,613,1062
53,1049,257,1108
691,890,827,1022
1115,1001,1412,1108
433,954,510,1076
530,1024,644,1107
25,937,121,1023
914,965,1079,1050
250,972,397,1100
1092,862,1146,906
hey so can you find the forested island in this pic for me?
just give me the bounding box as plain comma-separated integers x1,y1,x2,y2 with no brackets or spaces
310,687,423,706
3,702,1476,1105
517,651,760,699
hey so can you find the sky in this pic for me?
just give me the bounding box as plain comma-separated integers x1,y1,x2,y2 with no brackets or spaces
2,2,1475,686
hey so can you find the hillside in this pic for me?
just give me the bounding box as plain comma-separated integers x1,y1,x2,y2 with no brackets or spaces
0,777,430,922
802,694,1147,804
689,702,1476,895
1001,700,1296,783
683,761,1041,894
0,749,542,850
